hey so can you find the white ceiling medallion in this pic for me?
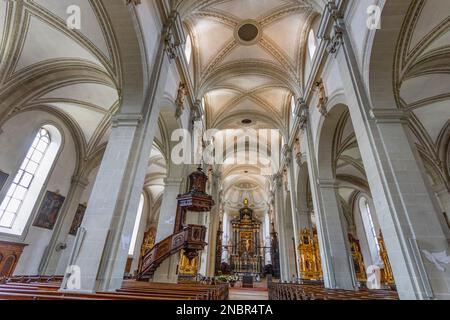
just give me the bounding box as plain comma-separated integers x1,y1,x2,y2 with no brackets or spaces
234,20,262,46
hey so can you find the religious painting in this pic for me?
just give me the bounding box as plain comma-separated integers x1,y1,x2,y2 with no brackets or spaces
239,231,254,254
0,171,8,191
69,204,86,235
33,191,65,230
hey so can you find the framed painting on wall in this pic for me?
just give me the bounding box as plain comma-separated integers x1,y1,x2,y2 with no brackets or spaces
33,191,65,230
0,171,8,191
69,204,86,235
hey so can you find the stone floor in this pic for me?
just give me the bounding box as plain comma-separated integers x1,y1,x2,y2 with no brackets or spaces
228,281,269,300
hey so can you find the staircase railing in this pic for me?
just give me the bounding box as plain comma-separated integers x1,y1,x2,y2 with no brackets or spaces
137,224,207,280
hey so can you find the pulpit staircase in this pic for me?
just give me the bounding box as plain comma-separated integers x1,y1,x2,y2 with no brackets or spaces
137,224,207,280
137,168,214,280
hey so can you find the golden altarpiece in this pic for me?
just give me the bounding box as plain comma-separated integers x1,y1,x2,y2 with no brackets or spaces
348,234,367,282
378,232,395,285
229,199,263,275
297,229,367,282
298,228,323,280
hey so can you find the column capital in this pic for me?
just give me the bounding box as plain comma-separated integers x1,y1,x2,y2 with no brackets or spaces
273,173,283,189
317,179,338,189
163,11,186,61
326,23,344,57
282,145,292,167
296,151,307,166
111,113,143,127
369,109,408,124
297,99,309,131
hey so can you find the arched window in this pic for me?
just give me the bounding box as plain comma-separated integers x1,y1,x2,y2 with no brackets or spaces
308,29,317,59
128,194,145,256
0,125,61,235
359,197,381,263
185,35,192,63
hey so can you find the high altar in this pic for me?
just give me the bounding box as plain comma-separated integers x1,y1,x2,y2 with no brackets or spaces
229,199,263,276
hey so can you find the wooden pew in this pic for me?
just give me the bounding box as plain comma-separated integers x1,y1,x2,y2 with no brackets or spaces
269,282,399,300
0,276,226,300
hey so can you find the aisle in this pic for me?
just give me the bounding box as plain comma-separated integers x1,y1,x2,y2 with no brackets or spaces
228,282,269,300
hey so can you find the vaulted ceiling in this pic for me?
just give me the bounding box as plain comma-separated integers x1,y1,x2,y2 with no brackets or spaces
181,0,319,209
396,0,450,187
0,0,120,157
183,0,317,131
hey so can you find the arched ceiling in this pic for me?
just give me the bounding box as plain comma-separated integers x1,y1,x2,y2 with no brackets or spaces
181,0,318,209
145,146,167,204
397,1,450,143
0,0,120,156
182,0,317,132
395,0,450,186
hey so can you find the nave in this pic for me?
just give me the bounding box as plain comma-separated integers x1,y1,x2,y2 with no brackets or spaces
0,0,449,301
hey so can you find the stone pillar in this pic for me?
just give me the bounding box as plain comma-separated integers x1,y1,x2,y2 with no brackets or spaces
302,104,356,290
152,178,184,283
39,175,88,275
332,18,450,299
197,212,209,276
284,146,301,279
296,152,314,232
205,172,221,276
60,16,179,291
274,174,291,282
317,180,356,289
154,178,184,242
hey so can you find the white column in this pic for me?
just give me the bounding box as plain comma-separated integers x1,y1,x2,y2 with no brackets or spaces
317,180,356,289
154,178,184,242
152,178,184,284
60,25,174,291
285,147,301,279
205,172,220,276
302,107,356,290
334,19,450,299
274,174,291,281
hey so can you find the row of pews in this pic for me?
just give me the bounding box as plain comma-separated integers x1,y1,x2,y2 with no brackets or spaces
0,276,228,300
269,282,399,300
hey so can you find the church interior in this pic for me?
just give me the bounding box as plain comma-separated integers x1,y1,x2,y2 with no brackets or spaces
0,0,449,301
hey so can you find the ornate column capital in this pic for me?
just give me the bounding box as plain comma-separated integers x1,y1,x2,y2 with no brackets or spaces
296,151,307,166
326,23,344,57
273,173,283,189
190,99,203,123
317,1,346,58
282,144,292,167
163,11,185,62
297,98,309,131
